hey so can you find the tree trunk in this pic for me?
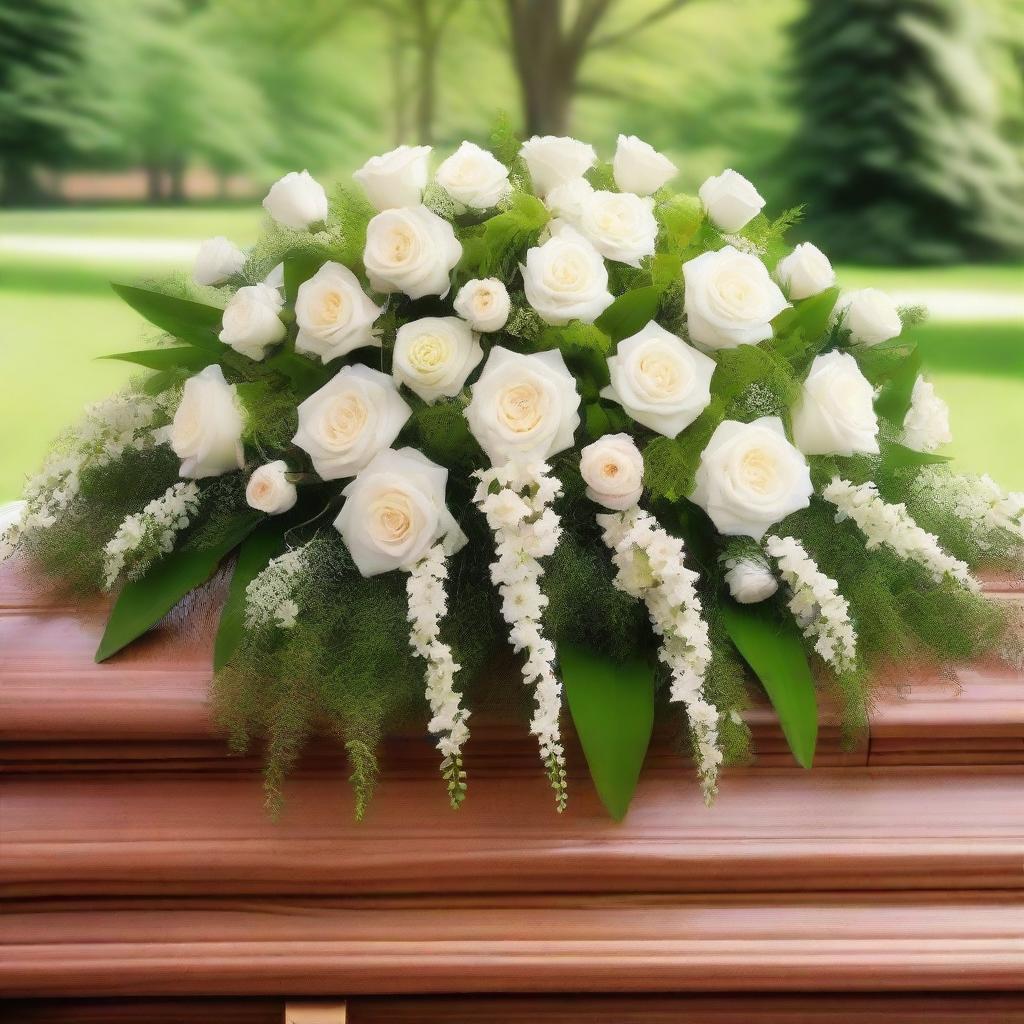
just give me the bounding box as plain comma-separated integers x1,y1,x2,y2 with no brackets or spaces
145,163,165,203
167,156,187,204
412,0,437,144
0,158,42,206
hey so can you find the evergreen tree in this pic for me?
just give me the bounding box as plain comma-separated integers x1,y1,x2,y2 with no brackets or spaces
786,0,1024,263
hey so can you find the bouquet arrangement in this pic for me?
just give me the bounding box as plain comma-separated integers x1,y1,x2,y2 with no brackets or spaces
5,121,1022,820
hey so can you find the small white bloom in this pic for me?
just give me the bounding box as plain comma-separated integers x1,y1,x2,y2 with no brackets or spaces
193,236,246,287
262,170,329,230
838,288,902,347
363,205,462,299
612,134,677,196
519,135,596,197
219,283,286,362
724,557,778,604
775,242,835,300
902,376,952,453
353,144,432,211
435,141,511,209
698,168,765,233
453,278,511,333
544,176,595,223
245,461,297,515
791,351,880,457
170,365,245,479
295,261,383,364
392,316,483,403
521,225,613,326
580,433,644,510
577,189,658,267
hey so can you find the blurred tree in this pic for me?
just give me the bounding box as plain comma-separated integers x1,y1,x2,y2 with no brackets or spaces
787,0,1024,263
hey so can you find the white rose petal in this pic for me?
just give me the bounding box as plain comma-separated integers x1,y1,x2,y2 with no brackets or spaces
519,135,596,197
698,168,765,233
262,170,329,230
363,205,462,300
612,134,678,196
601,321,716,438
521,225,613,326
193,236,246,287
263,262,285,292
577,189,658,267
293,364,412,481
295,261,383,364
170,365,245,480
838,288,902,346
393,316,483,404
775,242,836,300
792,351,880,457
902,376,952,453
435,141,511,210
353,145,432,211
218,283,286,362
580,433,644,510
724,558,779,604
545,176,595,223
245,460,297,515
453,278,511,333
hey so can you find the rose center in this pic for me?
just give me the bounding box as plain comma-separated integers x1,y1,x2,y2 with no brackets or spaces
387,227,414,264
408,334,450,373
739,447,779,495
497,382,544,433
637,351,685,397
317,290,345,325
368,491,416,548
322,392,368,448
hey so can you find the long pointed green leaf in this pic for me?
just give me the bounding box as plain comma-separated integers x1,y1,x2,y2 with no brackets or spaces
596,285,662,343
112,283,224,351
100,346,215,372
879,439,951,470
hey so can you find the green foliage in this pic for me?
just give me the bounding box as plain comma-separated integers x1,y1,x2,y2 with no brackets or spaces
643,400,725,502
459,191,549,281
596,286,662,342
111,283,223,350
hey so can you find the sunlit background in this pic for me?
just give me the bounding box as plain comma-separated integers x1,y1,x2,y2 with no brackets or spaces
1,0,1022,500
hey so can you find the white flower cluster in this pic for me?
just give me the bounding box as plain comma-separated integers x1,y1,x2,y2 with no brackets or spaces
765,535,858,673
598,507,721,802
102,482,201,590
473,461,567,809
914,469,1024,552
244,543,312,629
902,376,952,453
823,477,980,592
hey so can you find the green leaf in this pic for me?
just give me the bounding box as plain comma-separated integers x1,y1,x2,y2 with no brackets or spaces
657,193,703,252
264,348,329,396
584,401,612,440
100,346,215,372
879,439,951,470
772,286,840,345
595,286,661,343
111,283,224,351
721,600,818,769
874,345,923,425
559,644,655,821
283,251,324,305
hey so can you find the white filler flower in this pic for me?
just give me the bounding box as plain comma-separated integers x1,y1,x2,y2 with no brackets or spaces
519,135,596,197
698,168,765,233
453,278,511,332
521,225,613,325
580,433,645,510
791,351,880,457
612,134,677,196
353,144,432,211
262,170,329,230
902,376,952,453
363,205,463,299
392,316,483,404
295,261,383,364
219,283,286,361
170,365,245,479
838,288,902,346
775,242,836,300
246,461,297,516
193,236,245,286
435,141,511,209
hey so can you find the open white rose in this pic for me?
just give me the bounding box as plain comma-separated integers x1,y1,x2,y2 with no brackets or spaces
699,169,765,233
193,236,246,286
435,141,511,210
601,321,716,438
453,278,511,332
465,347,580,464
295,261,383,364
392,316,483,404
683,245,789,350
724,557,779,604
775,242,836,300
353,145,431,211
792,351,880,457
262,170,329,230
613,135,677,196
580,433,644,510
334,447,467,577
245,461,297,515
219,283,286,361
363,205,462,299
170,365,245,480
577,189,658,267
838,288,902,346
521,225,613,326
902,376,952,453
691,416,813,540
519,135,596,197
293,364,411,481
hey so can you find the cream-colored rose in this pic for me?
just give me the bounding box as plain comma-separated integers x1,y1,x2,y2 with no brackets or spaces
245,461,297,515
334,447,467,577
262,170,329,230
691,416,813,540
295,261,383,364
363,205,462,299
219,283,286,361
698,168,765,233
353,145,431,211
902,376,952,453
193,236,246,286
435,141,511,210
519,135,596,197
580,433,644,510
791,351,880,457
601,321,716,438
683,245,789,350
577,189,658,267
724,557,778,603
170,365,245,480
612,135,677,196
292,364,411,480
521,225,613,326
464,346,580,465
392,316,483,403
838,288,902,346
775,242,835,300
453,277,511,332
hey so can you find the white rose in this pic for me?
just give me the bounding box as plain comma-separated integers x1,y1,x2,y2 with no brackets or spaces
334,447,467,577
902,376,952,453
392,316,483,404
792,351,880,457
435,141,511,210
245,461,297,515
691,416,813,540
775,242,836,300
580,433,644,510
683,245,789,350
170,365,245,480
612,135,678,196
577,189,658,267
545,176,595,223
193,236,245,286
353,145,432,211
219,283,286,362
724,558,779,604
453,277,511,332
838,288,902,346
601,321,716,438
292,364,411,480
363,205,462,299
519,135,596,197
262,170,329,230
465,346,580,464
698,169,765,233
521,225,613,326
295,261,383,364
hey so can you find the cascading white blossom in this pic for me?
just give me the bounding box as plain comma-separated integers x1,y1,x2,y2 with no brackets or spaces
473,461,567,810
823,477,980,592
245,543,313,629
765,535,857,674
913,469,1024,552
598,506,721,802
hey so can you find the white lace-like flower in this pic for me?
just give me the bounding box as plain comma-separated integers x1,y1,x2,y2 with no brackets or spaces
245,543,312,629
902,376,952,453
913,469,1024,552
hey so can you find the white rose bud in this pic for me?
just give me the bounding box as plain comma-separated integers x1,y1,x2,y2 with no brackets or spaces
683,245,789,351
612,135,678,196
465,346,580,465
691,416,813,540
353,145,432,211
519,135,596,197
580,433,644,511
193,236,245,287
392,316,483,404
792,351,880,457
838,288,902,347
521,225,613,326
219,283,286,362
334,447,467,577
601,321,716,438
295,261,383,364
902,376,952,453
698,168,765,233
724,558,779,604
545,176,595,223
453,277,511,333
245,460,297,515
435,141,511,210
292,364,411,481
577,189,658,267
775,242,836,300
170,365,245,480
363,205,462,300
262,170,329,231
